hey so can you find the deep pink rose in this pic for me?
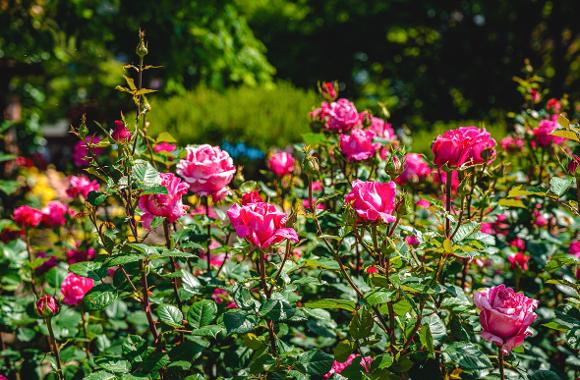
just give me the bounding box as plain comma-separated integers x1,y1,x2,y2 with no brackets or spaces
396,153,431,185
340,128,380,161
416,199,431,208
177,145,236,200
568,155,580,175
509,238,526,251
227,202,299,249
66,175,100,199
138,173,189,229
36,294,59,317
61,273,94,306
406,235,420,247
508,252,530,271
432,126,496,168
73,136,104,167
533,210,547,227
474,284,538,354
41,201,68,227
314,98,360,132
533,118,565,147
321,82,337,100
111,120,131,142
500,136,525,151
570,241,580,258
268,151,295,177
546,98,561,113
212,288,237,309
13,205,43,227
66,245,96,265
369,117,396,141
241,191,264,205
323,354,373,379
344,180,397,223
154,142,177,153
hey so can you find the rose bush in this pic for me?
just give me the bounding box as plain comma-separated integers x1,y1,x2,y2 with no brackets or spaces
0,36,577,380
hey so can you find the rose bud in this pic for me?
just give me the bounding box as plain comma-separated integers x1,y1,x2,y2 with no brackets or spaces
268,151,295,177
36,294,59,317
111,120,132,143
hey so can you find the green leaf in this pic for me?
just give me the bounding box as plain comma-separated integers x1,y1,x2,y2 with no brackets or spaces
451,221,480,242
187,300,217,329
260,299,295,321
69,261,107,280
157,304,184,328
97,360,131,374
190,325,224,338
181,271,201,294
298,350,334,376
444,342,493,370
132,159,162,188
530,370,562,380
105,255,142,267
87,191,108,206
333,340,354,362
83,284,118,311
223,311,254,334
84,371,116,380
0,180,19,195
549,177,574,197
304,299,356,312
349,307,373,339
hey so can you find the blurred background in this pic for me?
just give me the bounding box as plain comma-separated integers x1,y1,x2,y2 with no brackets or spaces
1,0,579,164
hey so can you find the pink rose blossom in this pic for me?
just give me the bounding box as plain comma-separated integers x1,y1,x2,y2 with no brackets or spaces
313,98,360,132
340,128,380,161
241,191,264,205
546,98,561,113
533,118,565,147
432,126,496,168
13,205,43,228
509,238,526,251
154,142,177,153
416,199,431,208
500,136,525,151
480,223,493,234
396,153,431,185
369,117,396,141
41,201,68,227
66,245,96,265
73,136,104,167
406,235,420,246
344,180,397,224
36,294,59,317
508,252,530,271
323,354,373,379
474,285,538,354
66,175,100,199
268,151,295,177
191,205,218,219
177,145,236,200
61,273,94,306
568,241,580,258
111,120,131,142
533,210,548,227
138,173,189,229
366,266,379,274
321,82,337,100
227,202,299,249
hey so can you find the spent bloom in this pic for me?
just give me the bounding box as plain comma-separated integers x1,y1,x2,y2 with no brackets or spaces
41,201,68,227
474,284,538,354
36,294,59,317
177,145,236,200
73,135,104,167
344,180,397,224
340,128,380,161
61,273,94,306
396,153,431,185
227,202,299,249
66,175,100,199
138,173,189,229
268,151,295,177
13,205,43,228
432,126,496,168
111,120,131,142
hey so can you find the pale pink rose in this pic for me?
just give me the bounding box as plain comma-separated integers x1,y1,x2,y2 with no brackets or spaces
508,252,530,271
323,354,373,379
13,205,43,227
569,241,580,258
227,202,299,249
61,273,94,306
268,151,295,177
191,205,218,219
500,136,525,151
474,285,538,354
369,117,396,141
533,118,565,147
154,142,177,153
396,153,431,185
241,191,264,205
177,145,236,200
432,126,496,168
41,201,68,227
138,173,189,229
344,180,397,223
66,175,100,199
36,294,59,317
66,245,96,265
73,136,104,167
340,128,380,161
111,120,131,142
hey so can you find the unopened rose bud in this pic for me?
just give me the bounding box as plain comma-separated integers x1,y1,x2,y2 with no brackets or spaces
136,31,149,58
320,81,337,101
111,120,132,143
303,154,320,178
36,295,59,318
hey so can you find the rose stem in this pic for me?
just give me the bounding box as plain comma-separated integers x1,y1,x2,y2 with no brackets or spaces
498,346,505,380
163,221,183,313
205,196,212,276
45,317,64,380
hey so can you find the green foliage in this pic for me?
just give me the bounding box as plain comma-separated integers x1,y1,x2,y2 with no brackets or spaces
147,82,316,150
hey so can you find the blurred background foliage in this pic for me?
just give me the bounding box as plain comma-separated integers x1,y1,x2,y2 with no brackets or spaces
0,0,578,155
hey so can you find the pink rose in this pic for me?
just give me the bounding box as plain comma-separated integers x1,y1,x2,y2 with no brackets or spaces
340,128,380,161
66,245,96,265
406,235,420,246
323,354,373,379
546,98,561,113
474,285,538,354
416,199,431,208
568,241,580,258
241,191,264,205
533,210,547,227
500,136,525,151
509,238,526,251
396,153,431,185
67,175,100,199
533,118,565,147
36,294,59,317
432,126,496,168
111,120,131,142
568,155,580,175
508,252,530,271
315,98,360,132
177,145,236,200
154,142,177,153
61,273,94,306
41,201,68,227
268,151,295,177
13,205,43,227
73,136,104,167
212,288,237,309
369,117,396,141
344,180,397,223
227,202,299,249
138,173,189,229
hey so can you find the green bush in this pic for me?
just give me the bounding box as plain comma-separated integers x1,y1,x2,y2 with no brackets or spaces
147,82,317,150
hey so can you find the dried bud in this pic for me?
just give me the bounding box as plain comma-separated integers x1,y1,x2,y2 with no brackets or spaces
303,154,320,178
36,295,59,318
136,31,149,58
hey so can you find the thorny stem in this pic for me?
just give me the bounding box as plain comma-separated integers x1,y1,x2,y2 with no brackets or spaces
498,346,505,380
445,170,453,238
205,196,212,276
45,317,63,380
270,240,292,294
256,251,277,356
140,259,161,348
164,221,183,313
372,226,396,352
